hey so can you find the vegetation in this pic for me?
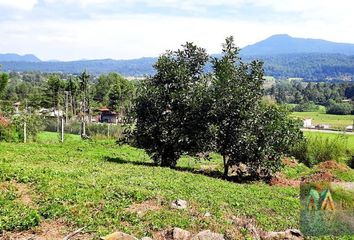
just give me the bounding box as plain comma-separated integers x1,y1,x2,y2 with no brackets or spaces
134,37,304,180
326,100,353,115
0,132,300,238
135,42,212,167
292,111,353,129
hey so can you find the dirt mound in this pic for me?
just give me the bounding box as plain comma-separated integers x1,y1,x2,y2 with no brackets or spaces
270,173,301,187
282,158,299,167
316,160,349,171
300,170,340,183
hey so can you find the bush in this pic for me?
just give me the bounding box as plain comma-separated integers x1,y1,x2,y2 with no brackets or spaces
304,134,349,166
326,100,353,115
0,124,16,142
293,101,319,112
11,114,44,142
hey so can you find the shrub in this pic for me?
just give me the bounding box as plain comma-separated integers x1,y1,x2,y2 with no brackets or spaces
0,124,16,142
293,101,319,112
326,100,353,115
11,113,44,142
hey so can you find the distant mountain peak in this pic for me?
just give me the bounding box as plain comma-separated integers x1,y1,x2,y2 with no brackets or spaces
241,34,354,56
0,53,41,62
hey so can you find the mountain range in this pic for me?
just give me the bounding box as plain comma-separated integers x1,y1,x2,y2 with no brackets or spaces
1,34,354,81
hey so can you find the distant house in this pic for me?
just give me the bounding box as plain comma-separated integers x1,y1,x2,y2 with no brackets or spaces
306,188,335,211
98,107,118,124
303,119,312,128
0,114,10,127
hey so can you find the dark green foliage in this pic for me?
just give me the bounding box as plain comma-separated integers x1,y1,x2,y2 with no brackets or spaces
211,37,304,180
293,101,319,112
326,100,353,115
268,81,349,105
0,72,9,97
134,42,212,167
108,76,135,115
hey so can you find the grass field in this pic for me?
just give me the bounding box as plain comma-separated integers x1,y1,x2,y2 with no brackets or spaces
292,111,354,130
0,132,353,239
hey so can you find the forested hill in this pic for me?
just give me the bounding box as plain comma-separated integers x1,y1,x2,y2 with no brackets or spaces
1,34,354,81
2,53,354,81
241,34,354,56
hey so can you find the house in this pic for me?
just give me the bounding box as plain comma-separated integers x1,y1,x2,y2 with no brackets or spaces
306,188,335,211
0,114,10,127
98,107,118,124
303,119,312,128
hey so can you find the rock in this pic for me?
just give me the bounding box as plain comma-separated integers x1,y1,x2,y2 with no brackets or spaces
262,229,303,240
204,212,211,217
171,199,188,209
141,237,153,240
163,227,191,240
191,230,224,240
231,216,261,240
172,227,191,240
101,231,139,240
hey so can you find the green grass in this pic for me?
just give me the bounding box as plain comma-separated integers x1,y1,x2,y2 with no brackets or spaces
0,132,352,239
292,111,354,130
304,131,354,152
0,132,300,239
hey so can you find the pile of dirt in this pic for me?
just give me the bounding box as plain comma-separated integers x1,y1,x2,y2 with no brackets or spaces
270,173,301,187
300,170,340,183
316,160,349,172
282,157,299,167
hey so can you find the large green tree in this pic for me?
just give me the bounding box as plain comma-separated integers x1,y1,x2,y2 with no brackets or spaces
211,36,303,180
134,42,212,167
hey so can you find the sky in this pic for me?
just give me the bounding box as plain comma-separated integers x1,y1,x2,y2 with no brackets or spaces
0,0,354,61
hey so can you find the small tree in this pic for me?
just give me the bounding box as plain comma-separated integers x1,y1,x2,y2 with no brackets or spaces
212,36,303,180
0,72,9,98
134,42,212,167
108,75,136,120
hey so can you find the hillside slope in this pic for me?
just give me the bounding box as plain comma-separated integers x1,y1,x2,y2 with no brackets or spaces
241,34,354,56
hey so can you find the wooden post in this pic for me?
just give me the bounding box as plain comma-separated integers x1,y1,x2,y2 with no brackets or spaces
65,91,68,124
23,121,27,143
61,117,64,143
107,124,110,137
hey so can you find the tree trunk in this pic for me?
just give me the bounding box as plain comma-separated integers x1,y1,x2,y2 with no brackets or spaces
223,155,229,178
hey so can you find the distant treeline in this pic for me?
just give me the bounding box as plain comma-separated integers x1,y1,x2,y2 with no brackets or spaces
268,80,354,104
1,53,354,81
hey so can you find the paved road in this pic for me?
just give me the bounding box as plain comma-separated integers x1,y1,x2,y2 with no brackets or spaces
301,128,354,135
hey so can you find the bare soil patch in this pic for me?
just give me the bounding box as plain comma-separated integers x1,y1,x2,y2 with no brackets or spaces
126,198,162,217
1,220,93,240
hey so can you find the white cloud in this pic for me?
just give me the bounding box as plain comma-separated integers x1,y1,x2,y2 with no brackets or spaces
1,0,354,60
0,0,38,11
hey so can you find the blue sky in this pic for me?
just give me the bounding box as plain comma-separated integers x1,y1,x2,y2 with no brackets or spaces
0,0,353,61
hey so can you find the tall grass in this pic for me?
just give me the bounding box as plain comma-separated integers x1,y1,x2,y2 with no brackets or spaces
293,134,351,166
